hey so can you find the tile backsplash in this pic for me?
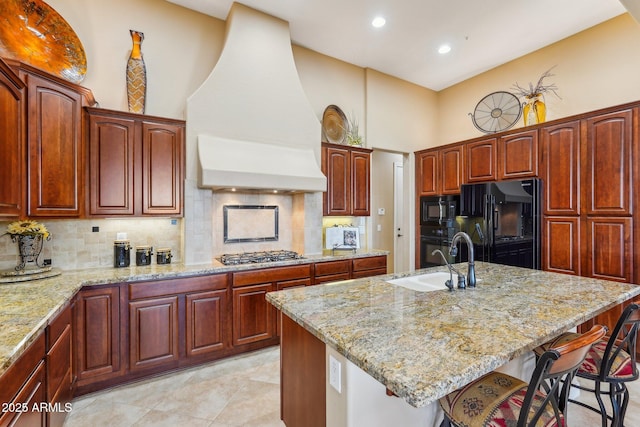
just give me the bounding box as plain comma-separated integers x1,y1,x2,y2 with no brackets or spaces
0,218,182,271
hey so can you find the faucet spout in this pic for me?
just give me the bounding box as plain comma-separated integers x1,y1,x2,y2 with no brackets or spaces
449,232,477,287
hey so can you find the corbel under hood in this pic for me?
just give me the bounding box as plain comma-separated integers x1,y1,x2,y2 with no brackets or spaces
189,3,326,193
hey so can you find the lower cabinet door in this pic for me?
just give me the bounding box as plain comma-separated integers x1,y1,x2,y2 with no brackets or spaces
186,289,230,358
1,362,46,427
542,216,581,276
232,284,275,346
129,296,179,372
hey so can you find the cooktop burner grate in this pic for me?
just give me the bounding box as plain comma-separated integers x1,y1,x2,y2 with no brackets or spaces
218,250,304,265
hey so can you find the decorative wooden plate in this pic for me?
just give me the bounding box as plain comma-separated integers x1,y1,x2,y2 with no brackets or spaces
0,0,87,83
322,105,347,144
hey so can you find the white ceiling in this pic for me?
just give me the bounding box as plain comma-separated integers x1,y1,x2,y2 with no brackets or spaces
167,0,629,91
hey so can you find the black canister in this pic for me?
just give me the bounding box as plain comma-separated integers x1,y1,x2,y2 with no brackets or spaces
156,248,172,265
136,246,153,266
114,240,131,268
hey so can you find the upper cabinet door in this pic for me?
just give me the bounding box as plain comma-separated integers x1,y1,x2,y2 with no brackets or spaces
0,60,25,218
466,138,497,183
582,109,633,216
440,145,464,194
351,149,371,216
498,129,538,180
323,145,351,215
87,113,136,215
416,150,438,196
540,121,580,216
142,121,183,215
26,73,84,217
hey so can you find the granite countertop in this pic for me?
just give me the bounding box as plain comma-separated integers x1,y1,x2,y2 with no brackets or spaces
0,250,387,376
266,262,640,408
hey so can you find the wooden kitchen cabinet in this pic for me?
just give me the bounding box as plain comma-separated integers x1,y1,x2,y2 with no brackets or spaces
352,255,388,278
416,150,438,196
415,146,463,196
232,264,312,345
128,274,230,372
440,145,464,194
498,129,538,179
581,109,633,217
46,303,73,427
322,142,371,216
129,296,180,372
0,334,46,427
74,285,124,393
540,121,581,215
0,59,25,219
314,259,351,284
542,216,581,276
466,138,497,183
9,62,95,218
583,217,633,283
86,107,184,216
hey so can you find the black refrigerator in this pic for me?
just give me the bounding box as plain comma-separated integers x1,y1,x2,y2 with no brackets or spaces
459,179,541,269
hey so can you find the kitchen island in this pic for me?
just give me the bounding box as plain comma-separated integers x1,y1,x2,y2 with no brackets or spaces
266,262,640,427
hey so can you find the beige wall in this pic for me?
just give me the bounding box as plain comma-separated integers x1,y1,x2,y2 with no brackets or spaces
47,0,224,119
436,14,640,146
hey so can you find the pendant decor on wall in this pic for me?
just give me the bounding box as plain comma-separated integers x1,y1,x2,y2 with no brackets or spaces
126,29,147,114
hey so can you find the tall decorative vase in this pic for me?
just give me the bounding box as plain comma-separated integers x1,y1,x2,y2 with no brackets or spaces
126,30,146,114
13,234,44,271
523,94,546,126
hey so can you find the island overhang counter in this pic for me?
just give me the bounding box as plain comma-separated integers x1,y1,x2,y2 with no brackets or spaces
266,262,640,427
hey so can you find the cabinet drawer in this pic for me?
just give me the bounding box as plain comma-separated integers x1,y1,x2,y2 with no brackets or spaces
315,273,351,284
129,274,227,300
352,256,387,273
314,260,350,277
0,333,45,406
47,303,71,348
233,264,312,287
352,268,388,279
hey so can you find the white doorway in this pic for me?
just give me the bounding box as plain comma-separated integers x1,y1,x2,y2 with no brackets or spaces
393,161,405,274
371,150,409,273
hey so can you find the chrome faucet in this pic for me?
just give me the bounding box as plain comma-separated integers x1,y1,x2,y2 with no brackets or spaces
449,231,477,288
431,249,465,291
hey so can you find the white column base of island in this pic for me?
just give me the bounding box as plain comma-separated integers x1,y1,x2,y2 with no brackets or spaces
325,346,536,427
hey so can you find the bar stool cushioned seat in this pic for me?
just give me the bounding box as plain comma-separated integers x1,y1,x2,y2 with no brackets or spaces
439,325,607,427
439,371,562,426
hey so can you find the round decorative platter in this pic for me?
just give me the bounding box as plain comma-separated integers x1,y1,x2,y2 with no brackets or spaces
0,0,87,83
0,267,62,283
322,105,347,144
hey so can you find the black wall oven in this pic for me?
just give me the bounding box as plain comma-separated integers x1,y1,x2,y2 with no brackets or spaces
419,195,461,268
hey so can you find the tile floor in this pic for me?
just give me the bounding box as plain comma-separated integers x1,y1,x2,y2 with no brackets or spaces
64,346,640,427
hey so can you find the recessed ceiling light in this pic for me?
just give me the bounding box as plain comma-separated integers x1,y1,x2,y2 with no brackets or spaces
372,16,386,28
438,44,451,54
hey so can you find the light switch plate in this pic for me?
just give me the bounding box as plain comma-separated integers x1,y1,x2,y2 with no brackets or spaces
329,355,342,393
378,208,385,215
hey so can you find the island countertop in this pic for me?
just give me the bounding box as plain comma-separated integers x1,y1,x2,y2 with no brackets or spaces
266,262,640,408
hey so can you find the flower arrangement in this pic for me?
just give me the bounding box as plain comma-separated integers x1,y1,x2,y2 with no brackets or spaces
4,219,51,239
511,66,560,100
345,113,363,146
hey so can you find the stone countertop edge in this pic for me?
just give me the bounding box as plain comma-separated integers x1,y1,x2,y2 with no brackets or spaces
266,262,640,408
0,250,388,376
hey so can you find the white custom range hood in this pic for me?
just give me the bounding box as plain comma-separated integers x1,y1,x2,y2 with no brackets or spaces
189,3,326,192
198,135,326,192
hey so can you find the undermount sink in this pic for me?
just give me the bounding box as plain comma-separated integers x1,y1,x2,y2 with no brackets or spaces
385,272,453,292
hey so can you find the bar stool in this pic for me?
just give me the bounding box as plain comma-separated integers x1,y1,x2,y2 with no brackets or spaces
534,303,640,427
439,325,606,427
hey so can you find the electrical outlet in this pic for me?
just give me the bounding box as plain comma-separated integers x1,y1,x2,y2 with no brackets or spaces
43,259,52,266
329,355,341,393
92,226,99,232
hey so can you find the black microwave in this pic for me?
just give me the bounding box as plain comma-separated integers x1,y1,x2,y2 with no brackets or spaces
420,195,459,225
